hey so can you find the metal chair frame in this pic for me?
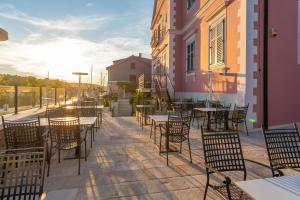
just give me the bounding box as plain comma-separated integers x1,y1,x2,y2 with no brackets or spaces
201,127,278,200
263,123,300,176
2,116,44,149
0,147,46,200
48,117,87,175
159,112,192,165
229,104,249,135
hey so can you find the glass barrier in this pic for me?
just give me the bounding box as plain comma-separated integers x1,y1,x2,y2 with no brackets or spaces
42,87,55,106
0,86,15,115
18,87,40,112
56,88,65,104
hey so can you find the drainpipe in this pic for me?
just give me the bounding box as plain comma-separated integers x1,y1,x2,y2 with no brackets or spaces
263,0,269,129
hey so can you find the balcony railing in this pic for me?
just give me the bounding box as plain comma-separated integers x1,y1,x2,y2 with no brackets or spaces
151,27,166,48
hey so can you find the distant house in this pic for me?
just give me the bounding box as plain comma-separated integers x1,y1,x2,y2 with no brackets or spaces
0,27,8,41
106,53,152,95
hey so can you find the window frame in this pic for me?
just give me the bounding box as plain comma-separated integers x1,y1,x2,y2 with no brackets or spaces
187,0,196,10
209,17,226,68
186,35,196,75
130,62,136,70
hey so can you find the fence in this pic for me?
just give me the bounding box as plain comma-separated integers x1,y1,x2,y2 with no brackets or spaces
0,86,78,115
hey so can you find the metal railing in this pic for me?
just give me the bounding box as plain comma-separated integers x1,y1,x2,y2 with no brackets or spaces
0,85,78,115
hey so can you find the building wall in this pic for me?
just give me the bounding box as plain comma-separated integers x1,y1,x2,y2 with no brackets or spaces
263,0,300,126
175,0,243,102
107,58,151,82
151,0,300,128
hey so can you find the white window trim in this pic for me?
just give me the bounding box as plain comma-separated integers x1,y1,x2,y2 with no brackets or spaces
208,14,226,69
186,34,196,75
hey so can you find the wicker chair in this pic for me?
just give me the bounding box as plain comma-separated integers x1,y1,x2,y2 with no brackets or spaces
263,123,300,177
48,117,87,175
159,112,192,165
229,104,249,135
0,147,46,200
201,127,278,200
1,116,44,149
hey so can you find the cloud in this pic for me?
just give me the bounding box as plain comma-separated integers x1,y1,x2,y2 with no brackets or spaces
0,34,151,82
0,4,111,33
85,3,93,7
0,3,151,83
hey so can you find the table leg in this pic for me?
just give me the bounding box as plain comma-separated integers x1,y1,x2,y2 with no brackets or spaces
150,119,153,138
144,108,148,126
154,121,157,144
207,112,211,131
225,111,229,130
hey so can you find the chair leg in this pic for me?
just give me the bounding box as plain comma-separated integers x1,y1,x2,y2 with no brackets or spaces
159,132,163,155
58,148,61,163
47,145,52,176
188,138,192,163
93,127,95,141
85,139,87,162
90,128,93,148
78,146,81,175
179,142,183,154
203,174,210,200
244,121,249,136
166,148,169,166
150,120,153,138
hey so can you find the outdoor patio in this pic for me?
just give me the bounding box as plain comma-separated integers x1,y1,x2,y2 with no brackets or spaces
44,112,274,200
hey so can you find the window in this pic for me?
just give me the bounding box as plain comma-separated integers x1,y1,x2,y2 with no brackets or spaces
209,18,226,66
187,0,196,10
129,75,136,82
130,63,135,70
186,40,195,73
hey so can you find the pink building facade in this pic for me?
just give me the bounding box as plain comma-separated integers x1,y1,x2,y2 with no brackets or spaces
151,0,300,128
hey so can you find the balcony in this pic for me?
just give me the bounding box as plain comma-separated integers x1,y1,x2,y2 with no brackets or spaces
151,27,166,48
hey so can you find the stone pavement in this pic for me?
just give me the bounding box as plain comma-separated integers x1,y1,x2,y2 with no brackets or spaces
45,113,274,200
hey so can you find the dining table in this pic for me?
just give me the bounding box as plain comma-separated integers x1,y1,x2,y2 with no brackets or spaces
149,115,168,144
136,105,155,128
148,114,179,153
39,117,98,127
63,105,104,110
193,107,229,130
40,117,97,159
236,174,300,200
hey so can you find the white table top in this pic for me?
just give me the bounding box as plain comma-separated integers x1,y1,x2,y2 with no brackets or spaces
149,115,169,123
193,108,218,112
39,117,97,127
64,105,104,109
136,105,155,108
236,175,300,200
172,102,194,105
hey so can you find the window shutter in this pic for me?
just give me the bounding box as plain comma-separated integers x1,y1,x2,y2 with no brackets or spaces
210,27,216,66
216,21,224,64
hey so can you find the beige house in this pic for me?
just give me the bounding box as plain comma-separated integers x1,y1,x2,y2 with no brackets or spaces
106,54,152,96
0,28,8,41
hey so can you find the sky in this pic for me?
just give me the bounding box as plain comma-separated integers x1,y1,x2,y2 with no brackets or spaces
0,0,153,84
